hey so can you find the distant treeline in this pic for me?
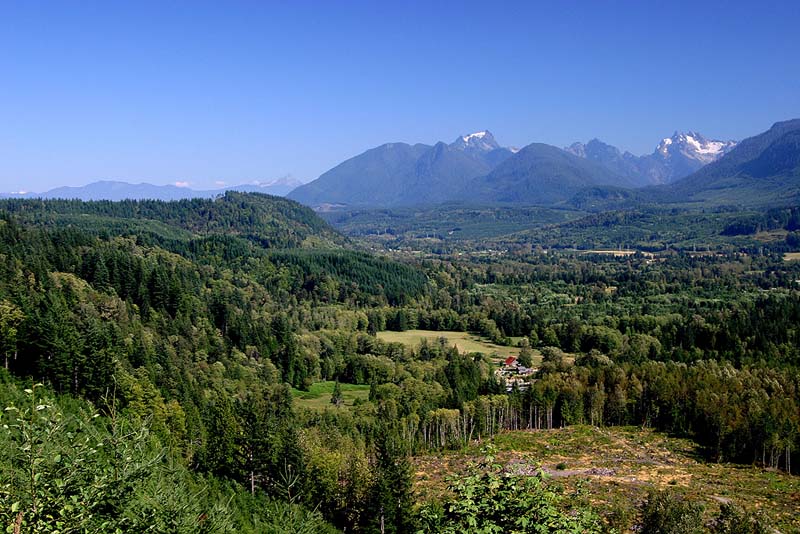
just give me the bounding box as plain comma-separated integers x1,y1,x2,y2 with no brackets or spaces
721,206,800,236
0,192,342,248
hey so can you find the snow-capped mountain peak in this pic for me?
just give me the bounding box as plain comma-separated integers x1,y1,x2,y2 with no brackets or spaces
656,131,737,164
565,130,739,186
451,130,501,152
462,131,488,142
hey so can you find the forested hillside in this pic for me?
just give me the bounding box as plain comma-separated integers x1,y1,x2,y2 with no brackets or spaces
1,194,798,532
0,192,343,248
0,195,433,532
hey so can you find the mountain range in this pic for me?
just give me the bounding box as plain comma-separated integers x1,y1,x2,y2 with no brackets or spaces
565,132,737,186
0,176,303,201
461,142,639,205
6,121,799,210
288,128,755,209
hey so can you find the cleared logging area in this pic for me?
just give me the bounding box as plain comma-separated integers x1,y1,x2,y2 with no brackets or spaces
413,425,800,533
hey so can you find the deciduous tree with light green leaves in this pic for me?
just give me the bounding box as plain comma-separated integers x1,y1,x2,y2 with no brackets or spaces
0,300,23,371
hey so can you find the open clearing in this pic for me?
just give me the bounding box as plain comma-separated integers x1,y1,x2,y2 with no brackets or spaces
413,425,799,533
581,249,654,257
291,381,370,411
754,229,788,242
784,251,800,261
377,329,535,364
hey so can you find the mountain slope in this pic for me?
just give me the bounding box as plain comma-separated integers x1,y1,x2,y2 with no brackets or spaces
403,142,493,203
664,119,800,206
288,142,432,207
462,143,637,205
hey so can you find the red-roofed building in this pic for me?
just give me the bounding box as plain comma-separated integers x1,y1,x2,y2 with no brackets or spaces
504,356,517,367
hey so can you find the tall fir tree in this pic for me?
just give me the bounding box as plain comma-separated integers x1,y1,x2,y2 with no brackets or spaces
365,423,415,533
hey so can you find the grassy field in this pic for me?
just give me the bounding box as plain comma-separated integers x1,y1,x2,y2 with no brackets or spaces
413,425,799,532
581,249,654,257
291,381,370,411
784,251,800,261
377,329,536,364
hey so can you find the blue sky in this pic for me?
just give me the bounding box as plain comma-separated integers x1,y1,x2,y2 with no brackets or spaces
1,0,799,192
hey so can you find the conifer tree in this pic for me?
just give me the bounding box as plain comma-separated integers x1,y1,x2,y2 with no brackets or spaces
365,424,414,533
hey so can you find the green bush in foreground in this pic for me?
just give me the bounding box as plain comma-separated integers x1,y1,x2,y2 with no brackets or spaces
0,382,337,534
416,448,602,534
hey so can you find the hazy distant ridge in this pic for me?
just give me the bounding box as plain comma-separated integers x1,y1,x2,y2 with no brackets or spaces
0,177,303,201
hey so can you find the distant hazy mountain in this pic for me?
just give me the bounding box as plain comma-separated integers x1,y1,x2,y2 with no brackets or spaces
564,139,642,184
566,132,737,185
664,119,800,206
461,143,637,205
0,177,303,201
226,176,304,196
288,131,516,207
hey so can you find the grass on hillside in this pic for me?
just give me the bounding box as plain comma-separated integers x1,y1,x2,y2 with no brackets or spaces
291,381,370,411
377,329,538,365
412,425,800,533
784,251,800,261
